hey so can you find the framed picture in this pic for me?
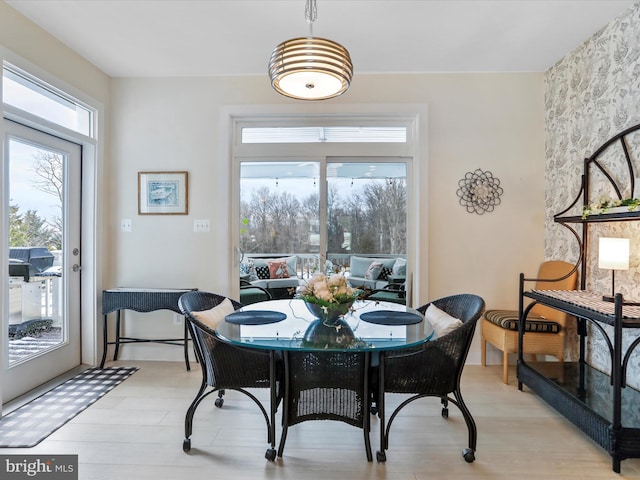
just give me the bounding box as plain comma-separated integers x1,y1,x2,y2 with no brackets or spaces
138,171,188,215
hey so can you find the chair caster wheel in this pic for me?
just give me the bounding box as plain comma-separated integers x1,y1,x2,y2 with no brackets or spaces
441,408,449,418
265,448,277,461
376,451,386,463
183,439,191,453
215,397,224,408
462,448,475,463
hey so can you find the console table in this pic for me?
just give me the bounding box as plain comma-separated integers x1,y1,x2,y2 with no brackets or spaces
517,289,640,473
100,288,196,369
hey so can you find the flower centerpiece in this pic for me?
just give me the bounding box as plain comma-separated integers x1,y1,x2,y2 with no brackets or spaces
298,273,360,324
298,273,361,347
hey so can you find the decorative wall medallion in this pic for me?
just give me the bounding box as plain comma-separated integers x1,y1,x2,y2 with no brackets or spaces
457,169,503,214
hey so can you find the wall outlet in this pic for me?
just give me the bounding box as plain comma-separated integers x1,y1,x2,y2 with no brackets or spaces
173,313,183,326
121,219,132,232
194,219,210,232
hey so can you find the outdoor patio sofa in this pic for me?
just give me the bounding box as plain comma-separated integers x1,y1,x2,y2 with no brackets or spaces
241,255,303,299
346,255,406,290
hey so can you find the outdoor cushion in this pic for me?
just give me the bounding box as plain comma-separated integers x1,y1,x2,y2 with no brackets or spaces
365,262,384,280
484,309,561,334
392,258,407,276
268,260,290,279
349,256,396,279
253,256,297,278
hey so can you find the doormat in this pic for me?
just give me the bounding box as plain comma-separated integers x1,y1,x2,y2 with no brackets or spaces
0,366,138,448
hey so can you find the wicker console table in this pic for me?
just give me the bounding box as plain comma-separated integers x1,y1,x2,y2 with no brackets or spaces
100,288,196,369
517,289,640,473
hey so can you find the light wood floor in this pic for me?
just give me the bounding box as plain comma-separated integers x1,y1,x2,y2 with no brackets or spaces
8,360,640,479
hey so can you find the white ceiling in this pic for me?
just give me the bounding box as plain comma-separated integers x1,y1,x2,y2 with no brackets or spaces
4,0,636,78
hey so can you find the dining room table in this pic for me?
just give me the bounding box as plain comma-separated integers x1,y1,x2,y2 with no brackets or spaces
216,298,433,351
215,298,434,461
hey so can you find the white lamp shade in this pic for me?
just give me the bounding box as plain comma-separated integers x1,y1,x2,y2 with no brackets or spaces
598,237,630,270
269,37,353,100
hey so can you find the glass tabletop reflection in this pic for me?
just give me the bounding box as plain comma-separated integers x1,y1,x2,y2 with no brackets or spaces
215,298,433,352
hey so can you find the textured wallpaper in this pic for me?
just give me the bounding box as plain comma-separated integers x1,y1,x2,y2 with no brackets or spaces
544,2,640,388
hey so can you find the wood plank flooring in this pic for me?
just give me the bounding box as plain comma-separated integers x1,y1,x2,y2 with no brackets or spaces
7,361,640,479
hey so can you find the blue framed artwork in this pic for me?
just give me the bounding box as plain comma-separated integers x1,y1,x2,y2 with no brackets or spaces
138,171,188,215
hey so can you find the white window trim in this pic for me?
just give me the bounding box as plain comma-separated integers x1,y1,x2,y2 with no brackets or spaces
221,103,428,306
0,48,104,376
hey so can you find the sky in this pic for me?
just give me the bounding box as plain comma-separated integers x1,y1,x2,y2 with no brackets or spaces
9,139,60,222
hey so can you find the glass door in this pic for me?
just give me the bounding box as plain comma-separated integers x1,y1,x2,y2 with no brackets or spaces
325,160,407,270
238,158,407,280
3,120,81,402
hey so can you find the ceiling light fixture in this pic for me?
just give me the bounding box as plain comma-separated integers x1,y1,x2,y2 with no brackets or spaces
268,0,353,101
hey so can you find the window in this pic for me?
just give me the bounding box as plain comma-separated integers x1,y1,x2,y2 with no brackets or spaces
239,159,407,272
242,126,407,144
232,111,420,303
3,64,93,137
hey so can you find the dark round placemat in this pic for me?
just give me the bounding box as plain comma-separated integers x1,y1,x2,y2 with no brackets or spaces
225,310,287,325
360,310,422,325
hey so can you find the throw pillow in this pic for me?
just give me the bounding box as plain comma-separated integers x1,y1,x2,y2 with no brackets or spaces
268,260,290,279
253,260,270,280
191,297,235,330
392,258,407,276
425,303,463,338
239,259,253,275
364,261,384,280
380,266,393,281
261,256,298,277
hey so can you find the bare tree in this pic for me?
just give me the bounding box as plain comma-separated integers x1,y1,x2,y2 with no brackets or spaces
32,151,63,203
239,179,406,258
30,150,63,247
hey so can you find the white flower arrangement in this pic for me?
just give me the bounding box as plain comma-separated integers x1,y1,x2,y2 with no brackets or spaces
298,273,360,311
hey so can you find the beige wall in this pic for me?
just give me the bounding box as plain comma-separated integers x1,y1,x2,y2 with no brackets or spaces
109,73,545,364
545,2,640,387
0,2,109,107
0,0,546,366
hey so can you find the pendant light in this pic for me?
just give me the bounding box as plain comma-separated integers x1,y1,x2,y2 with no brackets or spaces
268,0,353,100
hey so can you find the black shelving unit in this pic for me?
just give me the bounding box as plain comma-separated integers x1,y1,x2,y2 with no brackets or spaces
517,123,640,474
517,290,640,473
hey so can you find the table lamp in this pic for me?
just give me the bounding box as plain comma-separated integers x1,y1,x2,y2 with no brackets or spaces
598,237,630,302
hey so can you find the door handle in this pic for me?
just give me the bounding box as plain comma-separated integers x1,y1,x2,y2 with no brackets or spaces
72,264,82,272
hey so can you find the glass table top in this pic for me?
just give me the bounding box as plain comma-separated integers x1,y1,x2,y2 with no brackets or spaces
215,299,433,352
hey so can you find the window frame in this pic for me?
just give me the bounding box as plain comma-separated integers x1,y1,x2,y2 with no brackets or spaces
228,108,424,306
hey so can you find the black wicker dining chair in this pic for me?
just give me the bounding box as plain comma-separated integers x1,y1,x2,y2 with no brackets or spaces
178,291,281,461
376,293,485,463
277,349,373,461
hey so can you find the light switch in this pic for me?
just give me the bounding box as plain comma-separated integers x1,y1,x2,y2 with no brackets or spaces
194,219,210,232
121,219,132,232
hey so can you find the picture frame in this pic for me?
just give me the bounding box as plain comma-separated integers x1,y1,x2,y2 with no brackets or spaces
138,171,188,215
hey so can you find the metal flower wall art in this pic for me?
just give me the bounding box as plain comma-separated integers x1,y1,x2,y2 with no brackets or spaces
456,169,503,215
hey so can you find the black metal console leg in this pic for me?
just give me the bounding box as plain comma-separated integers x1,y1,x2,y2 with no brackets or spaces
113,310,122,361
183,319,191,371
99,314,108,368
